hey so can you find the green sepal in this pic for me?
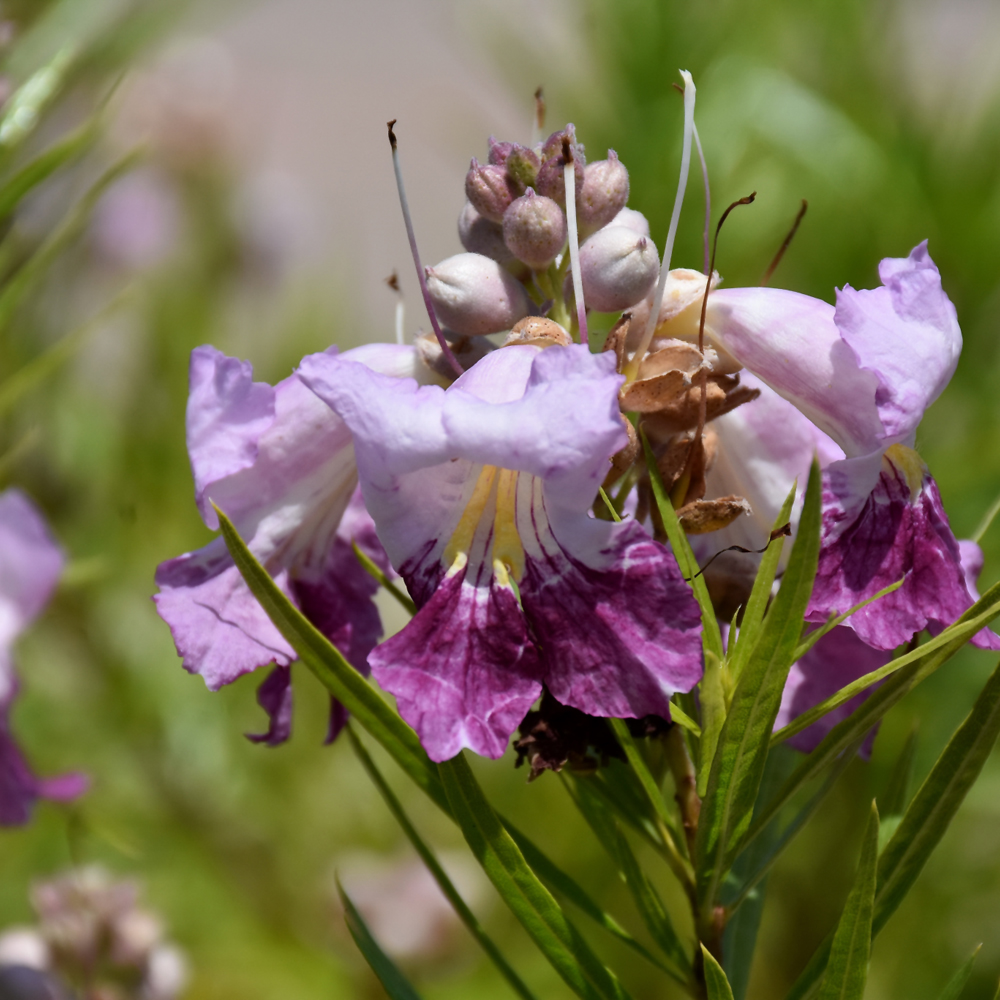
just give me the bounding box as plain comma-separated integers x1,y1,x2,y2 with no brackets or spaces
702,945,736,1000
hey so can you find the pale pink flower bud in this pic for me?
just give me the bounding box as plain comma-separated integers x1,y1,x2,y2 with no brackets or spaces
611,206,651,237
577,151,629,234
425,252,532,335
487,135,513,165
535,125,585,208
580,225,660,312
465,158,516,222
502,188,566,270
458,201,513,263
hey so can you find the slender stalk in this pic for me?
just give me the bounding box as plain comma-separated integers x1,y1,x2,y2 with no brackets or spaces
563,143,588,347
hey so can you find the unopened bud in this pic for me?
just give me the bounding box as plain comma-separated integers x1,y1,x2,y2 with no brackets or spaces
487,136,513,165
458,201,513,263
465,159,516,222
504,144,541,189
580,225,660,312
577,151,629,234
502,189,566,270
610,207,650,238
425,253,532,336
535,125,585,208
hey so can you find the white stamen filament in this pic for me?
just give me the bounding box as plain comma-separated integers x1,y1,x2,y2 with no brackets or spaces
564,158,589,347
626,70,697,381
395,299,405,345
692,121,711,275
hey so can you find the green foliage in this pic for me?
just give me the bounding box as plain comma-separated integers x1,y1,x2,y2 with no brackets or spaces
702,945,736,1000
935,946,981,1000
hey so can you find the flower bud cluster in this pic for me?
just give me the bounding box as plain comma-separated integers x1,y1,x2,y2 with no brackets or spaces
425,124,652,337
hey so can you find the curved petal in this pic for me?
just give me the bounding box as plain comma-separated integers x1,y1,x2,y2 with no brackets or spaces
809,446,986,649
703,287,884,456
775,626,891,755
246,665,293,746
835,242,961,444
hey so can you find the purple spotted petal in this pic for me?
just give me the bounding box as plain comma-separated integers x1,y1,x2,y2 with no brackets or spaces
370,571,542,761
775,626,891,755
808,447,992,650
834,242,960,445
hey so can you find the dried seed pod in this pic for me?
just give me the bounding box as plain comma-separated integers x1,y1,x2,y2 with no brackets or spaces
504,317,572,348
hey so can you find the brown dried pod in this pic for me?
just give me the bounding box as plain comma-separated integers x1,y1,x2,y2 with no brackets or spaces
504,317,572,348
676,495,752,535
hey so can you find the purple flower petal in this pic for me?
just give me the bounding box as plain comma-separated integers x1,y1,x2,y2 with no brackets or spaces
302,344,703,760
809,445,990,649
370,571,542,762
246,665,293,746
775,626,892,755
834,242,961,445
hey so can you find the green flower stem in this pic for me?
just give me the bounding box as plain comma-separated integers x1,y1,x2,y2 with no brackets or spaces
664,724,702,863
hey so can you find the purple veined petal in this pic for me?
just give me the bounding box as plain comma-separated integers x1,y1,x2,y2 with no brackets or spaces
834,242,961,445
809,444,992,650
775,626,892,755
370,570,542,762
246,665,293,746
519,483,703,718
702,286,884,457
0,490,65,664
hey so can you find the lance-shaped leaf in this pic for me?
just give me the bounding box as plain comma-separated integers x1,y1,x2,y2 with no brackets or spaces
785,655,1000,1000
816,802,879,1000
935,945,981,1000
439,752,634,1000
216,506,448,812
695,461,822,910
878,727,917,851
642,429,724,661
347,727,539,1000
725,484,796,683
567,776,689,980
702,945,736,1000
698,652,727,798
220,509,653,966
337,879,425,1000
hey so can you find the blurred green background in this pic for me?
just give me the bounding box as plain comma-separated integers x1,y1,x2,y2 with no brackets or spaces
3,0,1000,997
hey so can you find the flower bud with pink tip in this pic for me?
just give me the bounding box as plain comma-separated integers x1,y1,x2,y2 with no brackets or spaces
580,225,660,312
458,201,513,264
425,252,533,335
502,188,566,270
535,125,585,208
465,159,516,223
577,152,629,234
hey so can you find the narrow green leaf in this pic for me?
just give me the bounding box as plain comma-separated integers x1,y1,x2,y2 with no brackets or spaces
598,486,622,522
725,483,796,682
669,700,702,738
698,651,727,797
347,727,538,1000
875,655,1000,936
502,818,670,971
641,429,724,661
973,484,1000,543
772,580,1000,748
785,655,1000,1000
337,880,425,1000
702,945,736,1000
567,776,689,979
352,540,416,615
878,727,917,850
608,718,688,866
216,506,448,812
789,579,904,666
575,767,664,854
817,802,879,1000
935,945,981,1000
0,118,99,225
696,461,822,910
0,47,74,155
0,152,139,335
440,753,634,1000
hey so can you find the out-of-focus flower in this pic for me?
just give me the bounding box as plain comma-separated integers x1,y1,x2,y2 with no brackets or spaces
299,343,703,762
0,490,86,826
155,342,433,744
0,866,187,1000
336,851,487,960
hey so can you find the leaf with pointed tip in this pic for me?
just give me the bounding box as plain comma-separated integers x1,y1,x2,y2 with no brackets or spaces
695,461,822,910
935,945,981,1000
817,802,879,1000
702,945,736,1000
439,753,634,1000
338,880,425,1000
698,651,727,797
878,727,917,850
